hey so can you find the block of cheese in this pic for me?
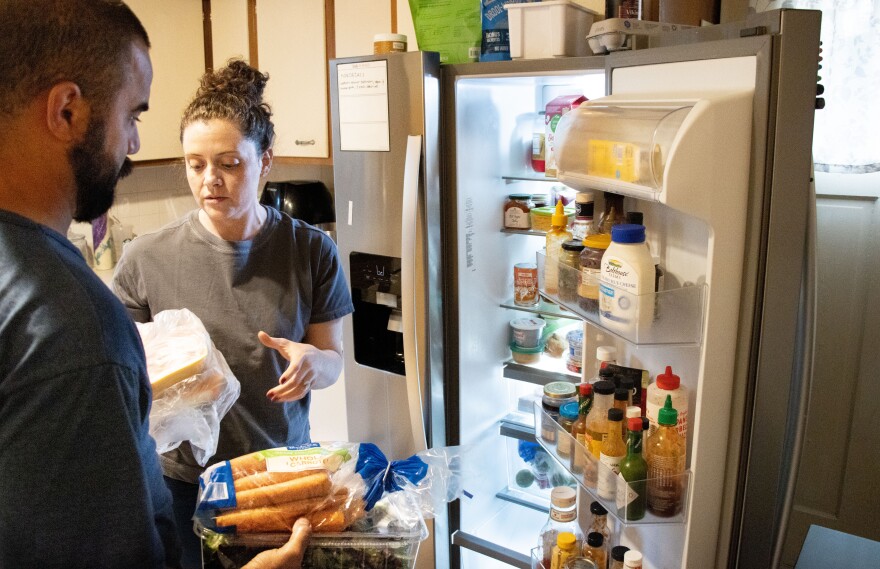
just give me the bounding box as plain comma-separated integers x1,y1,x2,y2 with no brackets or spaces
148,350,208,395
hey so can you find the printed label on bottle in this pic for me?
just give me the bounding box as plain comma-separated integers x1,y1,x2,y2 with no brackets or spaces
599,255,639,325
598,452,622,499
505,207,530,229
580,267,601,299
616,472,639,511
549,508,577,523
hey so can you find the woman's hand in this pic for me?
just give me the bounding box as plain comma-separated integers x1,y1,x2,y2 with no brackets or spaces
241,518,311,569
258,320,344,403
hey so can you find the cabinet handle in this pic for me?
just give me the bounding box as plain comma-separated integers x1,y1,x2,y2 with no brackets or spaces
294,139,316,146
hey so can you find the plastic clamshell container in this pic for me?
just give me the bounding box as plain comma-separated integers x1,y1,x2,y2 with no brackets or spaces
201,528,423,569
586,18,696,54
533,402,691,526
506,1,599,59
537,252,705,346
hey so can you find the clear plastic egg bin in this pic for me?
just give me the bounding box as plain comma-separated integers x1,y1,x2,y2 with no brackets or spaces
586,18,697,55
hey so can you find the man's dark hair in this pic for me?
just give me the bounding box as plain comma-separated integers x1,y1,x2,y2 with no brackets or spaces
0,0,150,120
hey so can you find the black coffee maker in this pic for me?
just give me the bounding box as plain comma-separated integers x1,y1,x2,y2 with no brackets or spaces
259,180,336,240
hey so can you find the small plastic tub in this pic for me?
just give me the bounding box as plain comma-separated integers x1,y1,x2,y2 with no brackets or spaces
510,342,544,364
530,205,574,231
510,317,547,348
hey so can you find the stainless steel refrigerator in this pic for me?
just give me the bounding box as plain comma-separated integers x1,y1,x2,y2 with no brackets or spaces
329,8,821,568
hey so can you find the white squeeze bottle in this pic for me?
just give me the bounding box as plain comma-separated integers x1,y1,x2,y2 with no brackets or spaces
598,223,655,336
646,365,688,442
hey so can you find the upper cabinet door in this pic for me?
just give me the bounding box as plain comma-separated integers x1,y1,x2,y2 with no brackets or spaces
256,0,329,159
127,0,206,161
335,0,391,58
210,0,251,65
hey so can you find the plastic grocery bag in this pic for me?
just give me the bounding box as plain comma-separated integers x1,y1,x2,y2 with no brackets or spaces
195,442,469,568
137,308,240,466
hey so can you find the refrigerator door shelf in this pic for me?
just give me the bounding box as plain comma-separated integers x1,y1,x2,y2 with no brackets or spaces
537,252,707,346
533,402,692,527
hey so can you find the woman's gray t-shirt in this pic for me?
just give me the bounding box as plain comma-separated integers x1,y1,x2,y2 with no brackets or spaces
113,207,353,482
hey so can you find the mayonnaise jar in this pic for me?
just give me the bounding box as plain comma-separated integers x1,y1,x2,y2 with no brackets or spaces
598,224,655,337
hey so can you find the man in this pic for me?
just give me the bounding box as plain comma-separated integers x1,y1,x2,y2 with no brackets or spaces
0,1,309,567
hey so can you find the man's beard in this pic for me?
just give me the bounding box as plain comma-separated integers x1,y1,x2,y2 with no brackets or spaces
70,117,134,223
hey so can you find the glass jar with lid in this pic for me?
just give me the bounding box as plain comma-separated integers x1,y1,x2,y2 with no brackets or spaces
504,194,533,229
578,233,612,314
559,239,586,302
541,381,577,443
557,401,579,458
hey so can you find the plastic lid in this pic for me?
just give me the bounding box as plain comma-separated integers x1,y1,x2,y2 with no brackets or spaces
590,500,607,516
544,381,578,398
593,379,615,395
557,532,577,549
626,406,641,418
587,532,604,547
507,193,531,200
562,239,586,252
575,191,594,203
656,365,681,390
620,377,634,391
596,345,617,362
551,200,568,227
611,546,631,561
610,223,646,244
598,366,616,380
510,317,546,332
658,394,679,426
579,382,593,396
510,342,544,355
374,33,407,42
628,417,643,431
566,329,583,345
550,485,577,508
560,401,580,421
583,233,612,249
623,550,644,565
614,388,629,402
625,211,644,225
608,407,623,421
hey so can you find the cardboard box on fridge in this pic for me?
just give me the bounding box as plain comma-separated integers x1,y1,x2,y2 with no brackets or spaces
545,95,587,178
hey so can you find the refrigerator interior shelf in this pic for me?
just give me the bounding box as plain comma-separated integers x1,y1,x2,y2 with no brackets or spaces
502,174,559,183
496,486,550,514
533,403,691,526
502,227,549,237
537,252,706,346
503,359,580,386
501,297,582,320
500,419,537,443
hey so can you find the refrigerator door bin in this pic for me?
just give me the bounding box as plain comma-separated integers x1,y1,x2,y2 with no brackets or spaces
533,403,692,527
537,252,706,346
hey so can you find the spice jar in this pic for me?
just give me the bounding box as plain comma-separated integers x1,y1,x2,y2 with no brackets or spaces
578,233,611,313
504,193,533,229
373,33,407,54
541,381,577,443
559,239,585,302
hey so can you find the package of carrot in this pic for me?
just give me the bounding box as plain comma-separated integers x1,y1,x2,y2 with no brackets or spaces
195,442,468,569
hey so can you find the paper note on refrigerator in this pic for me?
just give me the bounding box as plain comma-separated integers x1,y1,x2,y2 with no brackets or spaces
336,60,390,151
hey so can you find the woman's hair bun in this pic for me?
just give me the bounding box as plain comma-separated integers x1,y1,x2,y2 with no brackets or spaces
197,59,269,105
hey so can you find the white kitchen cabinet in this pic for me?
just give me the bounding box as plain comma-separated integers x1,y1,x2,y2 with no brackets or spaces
335,0,417,57
126,0,206,161
209,0,251,65
256,0,329,160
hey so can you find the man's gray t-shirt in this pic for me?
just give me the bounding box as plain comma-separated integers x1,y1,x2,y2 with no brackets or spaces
113,207,353,482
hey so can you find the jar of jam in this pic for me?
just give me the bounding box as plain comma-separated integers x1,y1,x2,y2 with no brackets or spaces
541,381,577,443
578,233,611,314
559,239,585,303
504,194,533,229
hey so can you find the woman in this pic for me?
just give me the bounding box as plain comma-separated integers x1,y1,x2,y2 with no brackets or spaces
113,60,353,568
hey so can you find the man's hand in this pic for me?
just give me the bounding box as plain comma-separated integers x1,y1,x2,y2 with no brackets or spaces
242,518,311,569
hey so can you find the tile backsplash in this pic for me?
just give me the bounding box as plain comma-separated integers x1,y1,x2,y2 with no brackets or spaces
70,162,334,256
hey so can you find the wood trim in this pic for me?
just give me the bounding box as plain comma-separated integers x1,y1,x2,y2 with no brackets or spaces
391,0,397,33
274,156,334,166
324,0,335,164
133,158,184,168
202,0,213,70
248,0,259,67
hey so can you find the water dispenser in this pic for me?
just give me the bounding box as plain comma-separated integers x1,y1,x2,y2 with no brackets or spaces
348,252,405,376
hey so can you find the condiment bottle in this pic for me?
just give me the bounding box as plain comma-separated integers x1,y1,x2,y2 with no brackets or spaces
531,112,546,173
613,388,630,439
540,487,584,569
570,382,593,474
646,365,688,443
581,532,607,569
577,233,611,314
563,558,599,569
570,191,595,241
598,407,626,500
599,224,655,336
583,380,615,488
610,546,630,569
623,550,643,569
646,395,686,517
598,192,625,234
542,382,578,443
557,401,579,458
550,531,579,569
588,501,611,546
559,239,586,302
617,418,647,521
544,200,573,295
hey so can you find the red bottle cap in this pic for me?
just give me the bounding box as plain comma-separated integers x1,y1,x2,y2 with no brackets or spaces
628,417,642,431
656,365,680,390
579,382,593,396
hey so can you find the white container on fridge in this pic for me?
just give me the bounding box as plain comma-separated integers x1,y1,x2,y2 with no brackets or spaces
505,1,599,59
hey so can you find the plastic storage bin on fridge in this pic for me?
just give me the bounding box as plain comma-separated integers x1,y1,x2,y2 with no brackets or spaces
505,1,599,59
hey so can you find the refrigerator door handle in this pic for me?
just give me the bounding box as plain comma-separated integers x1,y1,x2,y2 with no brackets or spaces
401,134,428,452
